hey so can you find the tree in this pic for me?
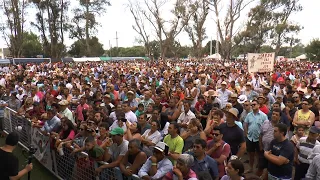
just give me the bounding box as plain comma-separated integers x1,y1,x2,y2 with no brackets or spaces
237,0,302,55
68,36,104,57
184,0,209,58
132,0,194,58
70,0,111,56
268,0,302,55
105,46,146,57
233,4,273,53
305,39,320,61
128,0,152,57
21,32,43,57
210,0,254,60
31,0,69,58
0,0,28,57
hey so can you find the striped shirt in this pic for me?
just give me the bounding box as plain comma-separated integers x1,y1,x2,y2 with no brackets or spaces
297,137,320,164
305,154,320,180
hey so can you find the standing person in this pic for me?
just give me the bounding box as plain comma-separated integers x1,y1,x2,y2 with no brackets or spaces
284,98,297,139
293,100,315,135
206,127,231,179
239,100,252,123
294,126,320,180
264,124,294,180
0,132,33,179
217,81,232,109
257,108,281,178
219,108,246,159
244,99,268,173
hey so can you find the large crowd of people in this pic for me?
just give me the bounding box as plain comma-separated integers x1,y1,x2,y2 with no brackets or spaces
0,59,320,180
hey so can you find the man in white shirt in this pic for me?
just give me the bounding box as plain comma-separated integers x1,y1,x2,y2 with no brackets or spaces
217,81,232,108
122,101,137,124
177,101,196,133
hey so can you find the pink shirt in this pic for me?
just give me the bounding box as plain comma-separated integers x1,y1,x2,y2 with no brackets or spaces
60,130,76,140
164,169,197,180
76,103,89,121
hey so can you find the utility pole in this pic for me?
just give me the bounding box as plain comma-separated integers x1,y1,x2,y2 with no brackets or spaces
109,40,112,57
115,31,119,48
210,37,213,55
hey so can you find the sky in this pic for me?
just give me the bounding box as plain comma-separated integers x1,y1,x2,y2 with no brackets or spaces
0,0,320,50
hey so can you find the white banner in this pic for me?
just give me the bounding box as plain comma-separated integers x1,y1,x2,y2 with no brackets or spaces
247,53,275,73
31,128,53,171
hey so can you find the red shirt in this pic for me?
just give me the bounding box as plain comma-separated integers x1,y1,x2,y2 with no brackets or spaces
207,140,231,178
259,105,269,115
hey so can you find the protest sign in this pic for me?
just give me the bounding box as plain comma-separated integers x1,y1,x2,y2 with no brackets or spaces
247,53,275,73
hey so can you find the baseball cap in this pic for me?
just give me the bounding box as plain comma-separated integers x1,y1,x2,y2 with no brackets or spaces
110,127,124,135
310,126,320,134
6,132,19,146
154,142,169,153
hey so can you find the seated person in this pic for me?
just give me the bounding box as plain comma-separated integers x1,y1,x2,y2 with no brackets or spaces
124,121,142,141
164,122,184,163
95,127,129,174
119,139,147,177
141,120,162,157
163,154,198,180
138,142,173,180
72,136,104,161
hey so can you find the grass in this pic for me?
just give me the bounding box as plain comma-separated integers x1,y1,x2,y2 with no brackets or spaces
0,137,57,180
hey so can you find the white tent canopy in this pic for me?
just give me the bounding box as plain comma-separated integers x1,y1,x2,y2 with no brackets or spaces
296,54,307,60
206,53,221,59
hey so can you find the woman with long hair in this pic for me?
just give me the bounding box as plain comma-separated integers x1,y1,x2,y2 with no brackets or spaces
221,159,245,180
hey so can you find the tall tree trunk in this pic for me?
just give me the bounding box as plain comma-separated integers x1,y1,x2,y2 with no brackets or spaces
85,0,90,57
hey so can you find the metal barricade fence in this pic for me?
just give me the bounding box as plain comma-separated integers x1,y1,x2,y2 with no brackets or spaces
3,107,32,150
2,107,142,180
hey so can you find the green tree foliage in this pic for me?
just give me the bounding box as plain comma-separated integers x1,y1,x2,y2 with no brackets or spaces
21,32,43,57
105,42,190,59
305,39,320,61
236,0,302,55
184,0,209,58
106,46,146,57
69,0,111,56
31,0,69,58
68,36,104,57
0,0,28,57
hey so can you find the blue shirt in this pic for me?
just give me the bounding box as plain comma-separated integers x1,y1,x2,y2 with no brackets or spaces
191,155,219,179
41,116,61,133
138,157,173,179
244,110,267,142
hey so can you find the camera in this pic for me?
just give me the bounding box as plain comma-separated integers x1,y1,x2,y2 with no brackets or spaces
29,146,37,155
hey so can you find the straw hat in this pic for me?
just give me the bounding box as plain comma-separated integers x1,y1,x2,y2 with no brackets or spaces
203,90,218,97
223,108,239,120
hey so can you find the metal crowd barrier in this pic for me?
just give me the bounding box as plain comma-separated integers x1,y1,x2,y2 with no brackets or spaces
2,107,141,180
